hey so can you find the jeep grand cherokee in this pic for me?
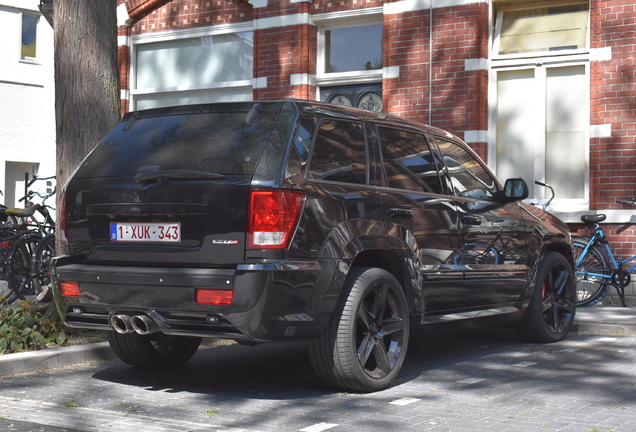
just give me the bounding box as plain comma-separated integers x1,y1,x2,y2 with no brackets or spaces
52,100,575,392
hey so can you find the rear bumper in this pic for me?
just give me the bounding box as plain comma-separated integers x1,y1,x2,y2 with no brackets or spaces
52,257,341,342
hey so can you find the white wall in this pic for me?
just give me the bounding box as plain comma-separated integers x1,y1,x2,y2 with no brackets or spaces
0,1,55,207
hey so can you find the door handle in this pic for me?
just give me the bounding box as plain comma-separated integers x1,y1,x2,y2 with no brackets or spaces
387,208,414,219
461,215,482,226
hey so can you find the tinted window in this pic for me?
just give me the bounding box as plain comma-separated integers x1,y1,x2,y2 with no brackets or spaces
308,120,367,184
435,138,497,200
378,127,442,194
74,111,279,178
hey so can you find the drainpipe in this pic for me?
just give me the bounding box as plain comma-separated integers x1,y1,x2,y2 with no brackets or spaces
429,1,433,125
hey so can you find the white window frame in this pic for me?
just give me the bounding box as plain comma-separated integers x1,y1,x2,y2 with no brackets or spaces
19,12,40,65
492,0,590,61
313,8,383,97
130,22,254,110
489,0,591,213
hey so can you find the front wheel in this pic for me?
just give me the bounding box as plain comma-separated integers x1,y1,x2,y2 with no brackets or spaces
517,252,576,343
309,267,410,393
107,331,202,369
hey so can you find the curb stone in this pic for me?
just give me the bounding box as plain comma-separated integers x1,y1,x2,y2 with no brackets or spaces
0,342,116,377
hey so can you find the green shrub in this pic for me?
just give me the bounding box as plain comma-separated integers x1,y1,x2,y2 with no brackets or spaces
0,298,68,354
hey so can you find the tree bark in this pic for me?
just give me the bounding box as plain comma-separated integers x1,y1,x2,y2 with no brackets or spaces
54,0,120,198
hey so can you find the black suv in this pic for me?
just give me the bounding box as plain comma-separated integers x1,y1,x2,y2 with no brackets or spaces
52,100,575,392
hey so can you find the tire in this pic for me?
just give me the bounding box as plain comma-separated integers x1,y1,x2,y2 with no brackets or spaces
517,252,576,343
32,234,55,302
6,233,41,301
572,238,610,306
107,331,202,369
309,267,410,393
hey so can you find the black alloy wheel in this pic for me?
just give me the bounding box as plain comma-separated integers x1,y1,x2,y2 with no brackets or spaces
517,252,576,343
310,267,410,392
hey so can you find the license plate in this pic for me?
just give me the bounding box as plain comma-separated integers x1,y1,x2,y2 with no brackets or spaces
110,223,181,243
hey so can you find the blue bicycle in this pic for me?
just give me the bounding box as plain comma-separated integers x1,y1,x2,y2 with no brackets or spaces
572,199,635,307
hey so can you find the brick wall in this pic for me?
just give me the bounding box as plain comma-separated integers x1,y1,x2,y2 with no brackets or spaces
584,0,636,302
384,2,489,161
129,0,253,34
589,0,636,209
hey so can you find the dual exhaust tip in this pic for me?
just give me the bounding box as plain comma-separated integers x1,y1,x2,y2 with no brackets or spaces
111,314,158,335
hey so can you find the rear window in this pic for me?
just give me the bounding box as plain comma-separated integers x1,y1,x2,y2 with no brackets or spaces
73,110,280,178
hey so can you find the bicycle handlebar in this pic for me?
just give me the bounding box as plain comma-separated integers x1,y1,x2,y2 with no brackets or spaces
27,175,57,187
534,180,555,209
617,199,636,205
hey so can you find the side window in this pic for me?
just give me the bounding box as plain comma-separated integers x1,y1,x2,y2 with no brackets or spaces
308,119,367,184
435,138,497,200
378,127,443,194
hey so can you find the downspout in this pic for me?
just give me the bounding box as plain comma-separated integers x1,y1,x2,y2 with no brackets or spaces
428,1,433,125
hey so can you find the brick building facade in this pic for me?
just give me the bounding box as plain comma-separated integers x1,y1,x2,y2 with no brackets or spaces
115,0,635,302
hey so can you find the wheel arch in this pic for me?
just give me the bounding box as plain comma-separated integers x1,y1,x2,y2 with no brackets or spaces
349,249,417,313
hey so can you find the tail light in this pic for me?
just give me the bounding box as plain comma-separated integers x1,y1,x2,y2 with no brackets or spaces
195,289,233,305
0,241,10,249
247,189,305,250
59,281,80,297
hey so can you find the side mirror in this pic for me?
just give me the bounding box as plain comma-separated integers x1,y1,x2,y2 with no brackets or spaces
503,178,529,201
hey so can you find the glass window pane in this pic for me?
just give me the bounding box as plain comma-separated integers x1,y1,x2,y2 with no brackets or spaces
499,4,588,55
546,66,586,199
324,25,382,73
136,32,253,89
436,139,497,200
135,86,252,110
309,120,367,184
75,111,280,178
496,69,535,196
379,127,442,194
21,15,38,58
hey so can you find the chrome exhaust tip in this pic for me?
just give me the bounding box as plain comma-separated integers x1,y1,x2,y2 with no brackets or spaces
111,314,133,334
131,315,159,335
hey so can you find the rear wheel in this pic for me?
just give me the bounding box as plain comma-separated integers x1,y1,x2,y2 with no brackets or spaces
6,234,41,301
517,252,576,343
572,238,610,306
309,267,410,393
107,331,202,369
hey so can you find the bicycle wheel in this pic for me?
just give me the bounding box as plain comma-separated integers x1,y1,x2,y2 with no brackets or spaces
572,237,610,306
32,233,55,302
6,233,41,301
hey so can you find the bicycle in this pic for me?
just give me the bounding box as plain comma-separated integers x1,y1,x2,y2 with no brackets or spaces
572,198,636,307
2,177,57,304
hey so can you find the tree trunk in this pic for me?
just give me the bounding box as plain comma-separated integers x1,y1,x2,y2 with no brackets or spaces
54,0,120,203
49,1,119,318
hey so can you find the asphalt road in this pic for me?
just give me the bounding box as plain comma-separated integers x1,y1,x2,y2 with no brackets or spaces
1,327,635,432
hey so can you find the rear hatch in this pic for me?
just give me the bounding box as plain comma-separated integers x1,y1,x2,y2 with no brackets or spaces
64,102,286,267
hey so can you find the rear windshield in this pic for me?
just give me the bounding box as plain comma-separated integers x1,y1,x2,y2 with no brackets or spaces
74,111,280,178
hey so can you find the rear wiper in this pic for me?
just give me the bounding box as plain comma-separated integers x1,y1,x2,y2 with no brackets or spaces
134,170,225,186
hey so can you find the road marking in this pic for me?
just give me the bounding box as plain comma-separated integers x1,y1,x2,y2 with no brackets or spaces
300,422,339,432
456,378,485,384
389,397,420,406
513,361,538,367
